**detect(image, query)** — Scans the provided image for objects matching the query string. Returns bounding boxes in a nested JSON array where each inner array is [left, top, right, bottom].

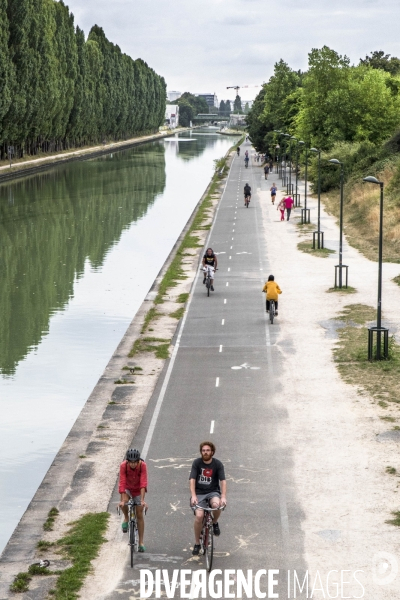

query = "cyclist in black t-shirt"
[[202, 248, 218, 291], [189, 441, 226, 555]]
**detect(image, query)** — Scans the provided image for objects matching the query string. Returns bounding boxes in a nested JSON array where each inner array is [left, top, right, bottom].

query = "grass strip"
[[176, 293, 189, 303], [10, 572, 32, 593], [327, 286, 357, 294], [393, 275, 400, 286], [141, 307, 161, 334], [53, 512, 109, 599], [333, 304, 400, 405], [297, 241, 335, 258], [128, 337, 170, 360]]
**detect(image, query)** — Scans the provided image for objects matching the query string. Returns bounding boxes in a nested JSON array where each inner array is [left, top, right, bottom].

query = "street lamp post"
[[274, 130, 282, 177], [299, 141, 310, 224], [310, 147, 324, 249], [282, 134, 289, 187], [291, 136, 301, 207], [285, 135, 293, 195], [363, 176, 389, 360], [329, 159, 348, 288]]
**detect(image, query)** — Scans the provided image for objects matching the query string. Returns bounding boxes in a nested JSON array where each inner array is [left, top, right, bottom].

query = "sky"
[[66, 0, 400, 103]]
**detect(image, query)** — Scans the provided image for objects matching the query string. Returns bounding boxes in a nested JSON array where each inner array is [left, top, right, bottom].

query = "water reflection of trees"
[[0, 144, 166, 375]]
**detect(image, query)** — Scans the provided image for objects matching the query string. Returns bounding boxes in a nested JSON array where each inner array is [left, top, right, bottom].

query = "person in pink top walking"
[[277, 198, 286, 221], [284, 196, 294, 221]]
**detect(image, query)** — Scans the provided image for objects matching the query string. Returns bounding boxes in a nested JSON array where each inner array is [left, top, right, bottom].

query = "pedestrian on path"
[[270, 183, 277, 205], [262, 274, 282, 316], [284, 195, 294, 221], [264, 164, 269, 180], [118, 448, 148, 551], [277, 197, 286, 221]]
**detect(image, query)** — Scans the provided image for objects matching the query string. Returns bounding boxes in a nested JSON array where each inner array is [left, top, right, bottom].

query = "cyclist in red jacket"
[[118, 448, 148, 551]]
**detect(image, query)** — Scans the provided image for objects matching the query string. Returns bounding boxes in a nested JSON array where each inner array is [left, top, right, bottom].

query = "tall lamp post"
[[363, 176, 389, 360], [285, 134, 293, 195], [274, 130, 282, 177], [310, 147, 324, 249], [329, 159, 348, 288], [282, 133, 290, 188], [299, 141, 310, 224], [291, 136, 301, 207]]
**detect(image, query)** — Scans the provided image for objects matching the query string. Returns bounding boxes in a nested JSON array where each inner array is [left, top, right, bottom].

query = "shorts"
[[193, 491, 221, 509], [203, 265, 215, 276], [126, 494, 142, 505]]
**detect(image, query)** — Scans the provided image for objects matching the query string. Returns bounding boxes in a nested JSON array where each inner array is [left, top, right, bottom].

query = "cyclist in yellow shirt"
[[262, 275, 282, 315]]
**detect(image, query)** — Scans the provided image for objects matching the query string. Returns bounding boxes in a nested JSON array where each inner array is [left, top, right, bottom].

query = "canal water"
[[0, 129, 239, 553]]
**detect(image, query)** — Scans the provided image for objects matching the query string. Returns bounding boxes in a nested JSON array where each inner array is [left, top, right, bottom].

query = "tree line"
[[246, 47, 400, 189], [0, 0, 166, 159]]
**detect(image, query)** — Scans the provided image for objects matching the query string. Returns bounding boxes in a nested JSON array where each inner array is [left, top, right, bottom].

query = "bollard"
[[301, 208, 310, 224], [368, 326, 389, 360], [334, 264, 349, 288], [312, 230, 324, 249]]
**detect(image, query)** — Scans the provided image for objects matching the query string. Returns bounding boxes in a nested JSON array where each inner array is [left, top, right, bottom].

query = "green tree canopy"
[[219, 100, 226, 114], [360, 50, 400, 76]]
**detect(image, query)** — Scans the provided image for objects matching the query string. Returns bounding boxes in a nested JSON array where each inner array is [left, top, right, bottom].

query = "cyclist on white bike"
[[202, 248, 218, 291]]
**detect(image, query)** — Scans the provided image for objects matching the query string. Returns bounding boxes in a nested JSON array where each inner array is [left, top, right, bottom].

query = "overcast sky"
[[66, 0, 400, 103]]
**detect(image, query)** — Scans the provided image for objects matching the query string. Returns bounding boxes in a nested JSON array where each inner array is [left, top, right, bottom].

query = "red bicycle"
[[191, 504, 225, 571]]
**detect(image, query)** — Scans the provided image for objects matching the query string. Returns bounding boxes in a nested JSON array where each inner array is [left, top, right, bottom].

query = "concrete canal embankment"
[[0, 127, 194, 183], [0, 141, 237, 596]]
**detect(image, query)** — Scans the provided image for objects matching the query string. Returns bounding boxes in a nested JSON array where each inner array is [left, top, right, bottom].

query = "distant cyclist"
[[244, 183, 251, 206], [237, 146, 240, 156], [244, 156, 249, 168], [245, 150, 249, 158], [190, 441, 227, 555], [202, 247, 218, 291], [118, 448, 148, 552]]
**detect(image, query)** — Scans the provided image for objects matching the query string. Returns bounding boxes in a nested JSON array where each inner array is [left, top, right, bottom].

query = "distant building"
[[167, 91, 181, 102], [165, 105, 179, 128], [229, 114, 246, 127], [196, 93, 219, 111]]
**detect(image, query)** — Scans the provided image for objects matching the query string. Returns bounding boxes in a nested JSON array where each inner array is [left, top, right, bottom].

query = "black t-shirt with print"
[[189, 457, 226, 494], [203, 253, 216, 267]]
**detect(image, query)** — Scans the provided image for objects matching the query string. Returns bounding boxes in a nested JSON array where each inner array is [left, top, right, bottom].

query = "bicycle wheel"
[[129, 519, 136, 567], [206, 278, 210, 297], [205, 524, 214, 572], [269, 301, 275, 324]]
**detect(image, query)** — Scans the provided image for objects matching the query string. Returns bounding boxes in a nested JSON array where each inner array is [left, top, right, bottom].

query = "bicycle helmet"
[[126, 448, 141, 461], [268, 274, 274, 281]]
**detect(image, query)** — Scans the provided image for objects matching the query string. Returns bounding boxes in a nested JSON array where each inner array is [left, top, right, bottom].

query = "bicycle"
[[118, 489, 147, 567], [244, 159, 249, 168], [268, 299, 276, 324], [204, 266, 216, 296], [192, 503, 225, 572], [244, 194, 251, 208]]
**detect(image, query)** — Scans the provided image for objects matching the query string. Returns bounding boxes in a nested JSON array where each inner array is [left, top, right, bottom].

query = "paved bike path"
[[104, 142, 307, 599]]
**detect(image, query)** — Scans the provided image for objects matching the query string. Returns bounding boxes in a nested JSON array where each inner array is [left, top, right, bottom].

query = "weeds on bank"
[[169, 307, 185, 320], [141, 307, 161, 334], [177, 293, 189, 303], [129, 337, 170, 360], [386, 512, 400, 527], [43, 507, 59, 532], [297, 241, 335, 258], [53, 512, 109, 599], [393, 275, 400, 286], [333, 304, 400, 405]]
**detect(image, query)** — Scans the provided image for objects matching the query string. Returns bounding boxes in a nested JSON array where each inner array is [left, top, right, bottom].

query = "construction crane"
[[226, 84, 260, 96]]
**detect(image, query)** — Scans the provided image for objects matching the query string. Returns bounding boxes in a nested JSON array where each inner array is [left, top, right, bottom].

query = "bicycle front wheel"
[[205, 524, 214, 572], [129, 520, 136, 567], [206, 279, 210, 297]]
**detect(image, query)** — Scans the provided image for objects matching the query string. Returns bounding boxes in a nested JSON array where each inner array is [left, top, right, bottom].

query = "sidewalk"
[[259, 163, 400, 597]]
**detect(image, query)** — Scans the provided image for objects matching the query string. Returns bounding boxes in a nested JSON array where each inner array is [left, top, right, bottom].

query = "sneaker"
[[275, 311, 278, 316], [192, 544, 201, 555], [213, 523, 221, 536], [122, 522, 128, 533], [211, 285, 214, 291]]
